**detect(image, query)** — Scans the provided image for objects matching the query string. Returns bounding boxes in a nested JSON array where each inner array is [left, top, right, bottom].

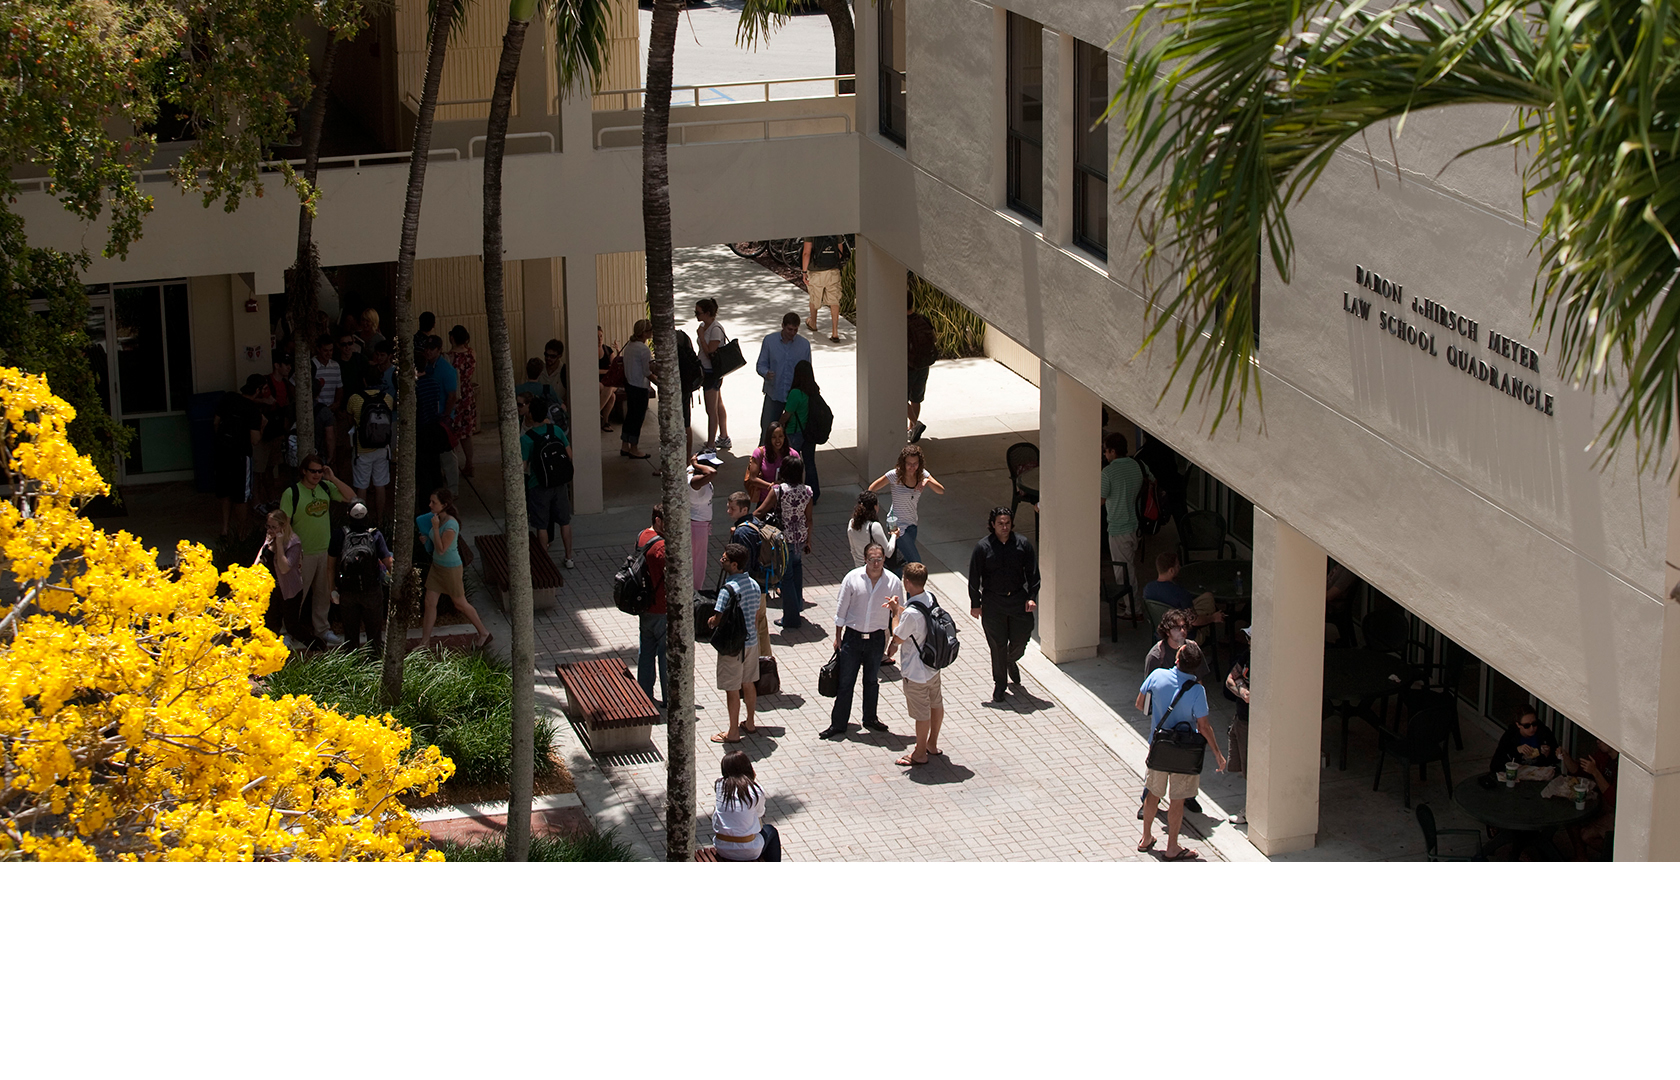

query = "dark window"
[[1006, 12, 1043, 221], [878, 0, 907, 146], [1072, 39, 1108, 259], [113, 283, 193, 417]]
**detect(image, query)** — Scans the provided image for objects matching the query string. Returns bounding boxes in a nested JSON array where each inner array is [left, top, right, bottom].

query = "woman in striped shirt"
[[868, 443, 944, 565]]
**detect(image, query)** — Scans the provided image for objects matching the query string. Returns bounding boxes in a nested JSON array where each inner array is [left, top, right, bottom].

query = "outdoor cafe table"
[[1177, 560, 1254, 602], [1452, 775, 1598, 860], [1322, 648, 1412, 770]]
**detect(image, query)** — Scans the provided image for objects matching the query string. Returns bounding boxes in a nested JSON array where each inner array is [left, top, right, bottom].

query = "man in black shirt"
[[906, 290, 937, 442], [968, 506, 1041, 703]]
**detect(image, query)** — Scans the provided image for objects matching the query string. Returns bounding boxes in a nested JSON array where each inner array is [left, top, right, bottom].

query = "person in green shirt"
[[279, 452, 355, 644], [1100, 432, 1148, 612], [779, 359, 822, 503], [518, 393, 574, 568]]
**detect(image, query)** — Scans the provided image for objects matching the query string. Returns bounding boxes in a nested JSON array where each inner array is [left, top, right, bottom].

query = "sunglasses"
[[304, 467, 324, 476]]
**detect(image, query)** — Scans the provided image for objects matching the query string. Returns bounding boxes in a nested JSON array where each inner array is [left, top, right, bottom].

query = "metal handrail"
[[594, 112, 854, 150], [468, 130, 558, 158], [585, 74, 858, 112], [8, 148, 464, 194]]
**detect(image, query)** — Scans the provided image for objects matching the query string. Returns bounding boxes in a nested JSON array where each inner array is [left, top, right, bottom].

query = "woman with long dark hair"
[[779, 359, 822, 502], [745, 421, 800, 503], [846, 490, 897, 567], [712, 750, 782, 861], [417, 486, 491, 649], [694, 297, 731, 451]]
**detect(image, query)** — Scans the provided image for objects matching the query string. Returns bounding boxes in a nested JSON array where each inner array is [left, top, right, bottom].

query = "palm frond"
[[736, 0, 797, 50], [548, 0, 615, 98]]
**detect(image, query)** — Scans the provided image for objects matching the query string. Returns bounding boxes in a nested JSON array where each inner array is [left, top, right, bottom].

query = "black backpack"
[[808, 235, 845, 271], [612, 534, 660, 615], [710, 581, 749, 656], [358, 394, 393, 449], [677, 329, 704, 396], [907, 591, 960, 670], [805, 392, 835, 445], [529, 424, 573, 488], [337, 527, 383, 592], [546, 399, 571, 434]]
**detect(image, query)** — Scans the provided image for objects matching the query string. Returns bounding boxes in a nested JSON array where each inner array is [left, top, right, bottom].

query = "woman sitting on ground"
[[712, 750, 782, 862], [744, 421, 800, 504], [846, 490, 898, 568]]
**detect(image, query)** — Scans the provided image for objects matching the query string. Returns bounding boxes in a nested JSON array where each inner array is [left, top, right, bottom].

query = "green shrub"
[[432, 830, 639, 862], [266, 648, 559, 787], [838, 262, 987, 360]]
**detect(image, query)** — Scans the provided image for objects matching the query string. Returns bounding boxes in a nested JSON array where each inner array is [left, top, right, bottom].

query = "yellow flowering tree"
[[0, 367, 454, 860]]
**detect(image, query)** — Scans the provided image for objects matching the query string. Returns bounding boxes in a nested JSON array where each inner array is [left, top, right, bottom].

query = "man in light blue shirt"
[[710, 541, 763, 743], [756, 311, 811, 444], [1135, 640, 1225, 860]]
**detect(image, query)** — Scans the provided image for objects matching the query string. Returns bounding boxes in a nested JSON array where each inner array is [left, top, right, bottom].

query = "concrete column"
[[855, 236, 907, 487], [1037, 361, 1100, 662], [1614, 486, 1680, 859], [1042, 30, 1073, 248], [560, 75, 595, 155], [521, 258, 560, 362], [562, 254, 604, 514], [1246, 508, 1328, 856]]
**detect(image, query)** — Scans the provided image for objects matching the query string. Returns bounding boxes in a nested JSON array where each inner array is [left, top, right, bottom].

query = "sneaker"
[[563, 559, 575, 570], [862, 718, 889, 733], [1228, 812, 1247, 825], [909, 420, 927, 444], [320, 630, 346, 646], [716, 435, 732, 451]]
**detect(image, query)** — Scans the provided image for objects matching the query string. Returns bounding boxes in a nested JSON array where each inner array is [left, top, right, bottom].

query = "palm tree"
[[381, 0, 460, 706], [481, 0, 610, 861], [1109, 0, 1679, 468], [737, 0, 854, 92], [641, 0, 699, 861], [286, 32, 345, 461]]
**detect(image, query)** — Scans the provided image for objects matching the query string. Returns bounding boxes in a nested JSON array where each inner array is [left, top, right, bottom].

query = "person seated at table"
[[1559, 737, 1618, 860], [1142, 552, 1224, 640], [1487, 705, 1560, 775]]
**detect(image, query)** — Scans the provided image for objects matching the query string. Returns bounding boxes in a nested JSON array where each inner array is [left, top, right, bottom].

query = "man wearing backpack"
[[633, 507, 669, 707], [347, 363, 395, 525], [885, 562, 948, 766], [281, 453, 357, 646], [1100, 431, 1148, 614], [726, 491, 774, 659], [328, 500, 393, 650], [708, 542, 762, 743], [520, 392, 575, 569], [1136, 641, 1225, 860], [801, 235, 849, 343]]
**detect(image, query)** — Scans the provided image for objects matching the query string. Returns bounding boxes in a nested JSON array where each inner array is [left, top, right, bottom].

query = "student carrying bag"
[[1144, 677, 1206, 775]]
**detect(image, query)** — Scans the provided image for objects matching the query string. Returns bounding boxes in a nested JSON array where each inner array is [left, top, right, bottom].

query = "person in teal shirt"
[[518, 392, 574, 568], [416, 487, 490, 649]]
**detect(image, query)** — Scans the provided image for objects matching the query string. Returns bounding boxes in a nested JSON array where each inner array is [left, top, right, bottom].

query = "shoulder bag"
[[1144, 677, 1207, 775], [817, 646, 841, 698], [712, 337, 747, 379]]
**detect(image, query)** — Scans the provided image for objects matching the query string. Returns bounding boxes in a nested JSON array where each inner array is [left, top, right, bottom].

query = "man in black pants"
[[968, 507, 1040, 703]]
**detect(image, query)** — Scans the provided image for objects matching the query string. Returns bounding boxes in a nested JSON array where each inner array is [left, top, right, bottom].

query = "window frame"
[[1005, 11, 1044, 223]]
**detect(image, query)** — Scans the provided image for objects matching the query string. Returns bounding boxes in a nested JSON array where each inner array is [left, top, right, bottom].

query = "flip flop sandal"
[[829, 334, 841, 343], [711, 733, 742, 743], [1136, 838, 1157, 853], [1162, 848, 1201, 861], [895, 755, 928, 766]]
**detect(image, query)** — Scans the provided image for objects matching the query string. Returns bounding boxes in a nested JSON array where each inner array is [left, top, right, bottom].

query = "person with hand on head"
[[756, 456, 813, 629], [885, 562, 946, 766], [711, 750, 781, 861], [755, 312, 810, 445], [281, 452, 356, 646], [820, 542, 905, 740], [968, 507, 1040, 703], [709, 542, 762, 744], [328, 500, 392, 650], [255, 508, 306, 650], [416, 487, 491, 650], [1136, 641, 1226, 861], [868, 444, 944, 565], [687, 452, 720, 590]]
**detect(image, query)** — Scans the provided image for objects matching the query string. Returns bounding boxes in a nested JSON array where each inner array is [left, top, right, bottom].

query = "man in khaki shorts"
[[1135, 640, 1225, 860], [709, 543, 763, 744], [886, 562, 945, 766], [801, 234, 849, 343]]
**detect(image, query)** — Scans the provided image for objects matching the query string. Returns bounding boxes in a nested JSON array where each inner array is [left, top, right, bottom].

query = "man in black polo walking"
[[968, 506, 1040, 703]]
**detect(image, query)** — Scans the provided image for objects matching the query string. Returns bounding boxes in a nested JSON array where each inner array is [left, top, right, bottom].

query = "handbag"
[[602, 355, 627, 388], [817, 646, 841, 698], [712, 337, 747, 379], [755, 655, 780, 697], [1144, 677, 1206, 775]]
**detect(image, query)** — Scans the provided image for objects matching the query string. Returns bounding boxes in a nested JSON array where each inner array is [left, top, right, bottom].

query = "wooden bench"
[[555, 658, 664, 754], [694, 846, 720, 862], [475, 533, 563, 611]]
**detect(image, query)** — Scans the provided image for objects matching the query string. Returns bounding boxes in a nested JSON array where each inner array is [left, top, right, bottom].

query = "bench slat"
[[556, 658, 663, 729]]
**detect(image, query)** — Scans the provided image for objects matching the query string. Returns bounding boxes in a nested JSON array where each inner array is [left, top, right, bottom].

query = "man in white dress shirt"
[[820, 542, 905, 739]]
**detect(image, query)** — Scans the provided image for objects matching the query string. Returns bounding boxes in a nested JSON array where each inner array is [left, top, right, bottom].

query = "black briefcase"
[[817, 647, 840, 698]]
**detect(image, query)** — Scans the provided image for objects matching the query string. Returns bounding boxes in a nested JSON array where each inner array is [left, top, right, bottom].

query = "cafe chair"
[[1415, 803, 1485, 861], [1006, 441, 1039, 539], [1362, 607, 1411, 657], [1103, 566, 1143, 642], [1419, 642, 1470, 748], [1178, 510, 1235, 563], [1373, 705, 1455, 809], [1144, 599, 1173, 638], [1402, 686, 1465, 754]]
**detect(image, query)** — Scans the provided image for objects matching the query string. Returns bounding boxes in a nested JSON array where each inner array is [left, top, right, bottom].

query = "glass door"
[[112, 282, 195, 479]]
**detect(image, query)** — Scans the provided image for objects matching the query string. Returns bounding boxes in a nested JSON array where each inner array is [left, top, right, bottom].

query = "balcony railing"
[[585, 74, 856, 112]]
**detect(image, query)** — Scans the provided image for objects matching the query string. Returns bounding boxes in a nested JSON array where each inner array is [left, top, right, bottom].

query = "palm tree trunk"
[[818, 0, 854, 95], [643, 0, 695, 862], [484, 7, 537, 862], [287, 35, 341, 458], [381, 1, 453, 706]]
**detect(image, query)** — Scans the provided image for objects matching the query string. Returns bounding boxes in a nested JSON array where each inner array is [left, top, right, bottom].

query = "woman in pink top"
[[744, 422, 801, 503]]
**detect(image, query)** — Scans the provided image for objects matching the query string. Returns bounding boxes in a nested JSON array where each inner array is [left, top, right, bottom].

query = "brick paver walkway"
[[534, 517, 1221, 862]]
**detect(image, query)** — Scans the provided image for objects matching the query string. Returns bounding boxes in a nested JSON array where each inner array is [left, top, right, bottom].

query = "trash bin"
[[189, 391, 225, 493]]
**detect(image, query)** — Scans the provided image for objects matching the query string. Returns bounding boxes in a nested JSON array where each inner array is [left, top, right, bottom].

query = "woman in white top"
[[712, 751, 781, 861], [687, 452, 718, 590], [619, 318, 656, 460], [694, 297, 732, 451], [868, 443, 945, 565], [846, 490, 898, 567]]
